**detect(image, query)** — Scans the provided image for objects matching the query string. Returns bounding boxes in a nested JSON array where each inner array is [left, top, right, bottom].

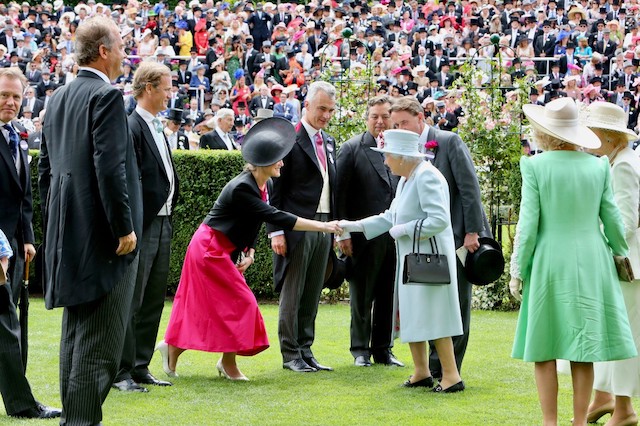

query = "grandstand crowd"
[[2, 0, 640, 150]]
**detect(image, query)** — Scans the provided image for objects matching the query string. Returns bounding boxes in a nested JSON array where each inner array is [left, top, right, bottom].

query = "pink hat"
[[567, 63, 582, 71], [582, 84, 597, 95], [271, 84, 285, 95], [293, 30, 305, 42], [399, 53, 411, 62]]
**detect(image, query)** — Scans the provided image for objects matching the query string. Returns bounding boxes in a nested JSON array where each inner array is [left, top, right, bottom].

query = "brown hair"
[[132, 61, 171, 99], [74, 15, 118, 66], [389, 96, 423, 116], [366, 95, 392, 113]]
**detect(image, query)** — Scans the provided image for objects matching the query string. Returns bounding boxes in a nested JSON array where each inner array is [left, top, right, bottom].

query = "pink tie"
[[314, 132, 326, 170]]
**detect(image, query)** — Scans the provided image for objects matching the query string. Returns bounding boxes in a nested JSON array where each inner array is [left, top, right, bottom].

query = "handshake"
[[338, 220, 408, 240]]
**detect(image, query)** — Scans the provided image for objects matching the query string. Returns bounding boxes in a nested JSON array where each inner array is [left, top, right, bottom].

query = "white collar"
[[79, 66, 111, 83]]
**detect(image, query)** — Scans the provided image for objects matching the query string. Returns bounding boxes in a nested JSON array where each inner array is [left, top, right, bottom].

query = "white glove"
[[509, 277, 522, 302], [389, 224, 407, 240], [338, 220, 364, 233]]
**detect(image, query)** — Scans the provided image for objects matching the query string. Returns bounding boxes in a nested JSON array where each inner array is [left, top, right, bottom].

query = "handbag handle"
[[412, 218, 440, 255]]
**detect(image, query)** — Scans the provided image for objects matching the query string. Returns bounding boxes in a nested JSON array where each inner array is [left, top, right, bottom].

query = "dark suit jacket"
[[129, 110, 180, 231], [267, 123, 337, 291], [176, 70, 192, 87], [168, 93, 186, 110], [335, 132, 398, 247], [0, 121, 34, 249], [199, 129, 235, 150], [203, 170, 297, 261], [21, 98, 44, 118], [247, 11, 271, 41], [249, 95, 275, 116], [423, 126, 489, 248], [175, 130, 190, 150], [28, 130, 42, 149], [39, 70, 143, 309], [434, 111, 459, 131], [26, 69, 42, 85]]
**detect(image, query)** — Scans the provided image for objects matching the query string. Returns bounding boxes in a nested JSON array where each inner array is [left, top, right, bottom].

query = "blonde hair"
[[533, 128, 576, 151], [132, 61, 171, 99]]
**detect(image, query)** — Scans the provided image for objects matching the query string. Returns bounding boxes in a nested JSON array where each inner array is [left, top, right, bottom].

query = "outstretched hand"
[[338, 220, 364, 233], [509, 277, 522, 302], [324, 221, 344, 236]]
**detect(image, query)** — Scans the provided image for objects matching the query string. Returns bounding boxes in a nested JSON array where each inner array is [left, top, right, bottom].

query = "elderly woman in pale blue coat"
[[340, 129, 464, 393]]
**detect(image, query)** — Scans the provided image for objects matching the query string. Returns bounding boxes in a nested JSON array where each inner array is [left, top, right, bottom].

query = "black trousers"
[[116, 216, 172, 382], [348, 234, 395, 359]]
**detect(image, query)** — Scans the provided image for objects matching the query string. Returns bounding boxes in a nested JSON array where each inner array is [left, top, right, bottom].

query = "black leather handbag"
[[403, 219, 451, 285]]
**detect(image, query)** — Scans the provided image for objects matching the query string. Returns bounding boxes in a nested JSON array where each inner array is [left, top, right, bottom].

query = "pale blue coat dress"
[[358, 161, 463, 343]]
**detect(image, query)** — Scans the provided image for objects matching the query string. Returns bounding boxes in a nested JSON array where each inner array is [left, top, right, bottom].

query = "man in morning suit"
[[390, 96, 490, 380], [199, 108, 237, 150], [0, 67, 61, 420], [39, 16, 142, 425], [335, 96, 404, 368], [113, 61, 178, 393], [268, 81, 337, 373]]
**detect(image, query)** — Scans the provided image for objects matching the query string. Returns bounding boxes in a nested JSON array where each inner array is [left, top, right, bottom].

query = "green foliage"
[[454, 57, 528, 310], [320, 61, 374, 146]]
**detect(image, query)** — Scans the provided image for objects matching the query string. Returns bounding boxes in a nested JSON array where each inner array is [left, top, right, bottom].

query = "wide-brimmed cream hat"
[[523, 98, 601, 149], [583, 102, 638, 141], [371, 129, 426, 158]]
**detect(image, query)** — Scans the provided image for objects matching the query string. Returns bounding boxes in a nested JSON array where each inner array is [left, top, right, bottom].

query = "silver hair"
[[215, 108, 235, 121], [306, 80, 336, 104], [386, 153, 423, 165]]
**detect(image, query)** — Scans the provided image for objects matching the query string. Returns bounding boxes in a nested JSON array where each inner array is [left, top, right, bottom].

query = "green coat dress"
[[511, 151, 637, 362]]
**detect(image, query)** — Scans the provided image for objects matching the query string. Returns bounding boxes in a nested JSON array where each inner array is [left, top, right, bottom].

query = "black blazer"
[[248, 95, 275, 116], [0, 121, 34, 248], [267, 123, 337, 291], [203, 170, 297, 260], [129, 111, 180, 232], [199, 130, 235, 150], [335, 131, 398, 250], [39, 70, 143, 309]]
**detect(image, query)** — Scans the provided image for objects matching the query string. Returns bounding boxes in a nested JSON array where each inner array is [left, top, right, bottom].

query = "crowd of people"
[[1, 1, 640, 425], [3, 0, 640, 149]]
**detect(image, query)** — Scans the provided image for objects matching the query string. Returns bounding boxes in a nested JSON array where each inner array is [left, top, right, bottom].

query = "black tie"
[[4, 124, 18, 161]]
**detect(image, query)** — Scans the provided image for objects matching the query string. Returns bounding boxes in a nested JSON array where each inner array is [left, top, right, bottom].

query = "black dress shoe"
[[433, 381, 465, 393], [133, 372, 173, 386], [112, 378, 149, 392], [402, 376, 435, 388], [373, 351, 405, 367], [283, 358, 317, 372], [11, 403, 62, 419], [303, 357, 333, 371], [354, 355, 372, 367]]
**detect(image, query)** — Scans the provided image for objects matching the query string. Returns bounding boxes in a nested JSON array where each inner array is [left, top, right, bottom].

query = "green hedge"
[[29, 149, 278, 299]]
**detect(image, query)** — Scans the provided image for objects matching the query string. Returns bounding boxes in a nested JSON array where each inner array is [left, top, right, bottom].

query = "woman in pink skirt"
[[156, 118, 341, 381]]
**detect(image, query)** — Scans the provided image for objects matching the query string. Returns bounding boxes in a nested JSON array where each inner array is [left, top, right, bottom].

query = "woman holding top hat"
[[156, 118, 342, 381], [583, 102, 640, 426], [509, 98, 637, 425], [339, 129, 464, 393]]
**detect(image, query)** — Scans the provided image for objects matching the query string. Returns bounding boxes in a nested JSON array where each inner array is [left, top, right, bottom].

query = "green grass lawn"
[[3, 300, 634, 425]]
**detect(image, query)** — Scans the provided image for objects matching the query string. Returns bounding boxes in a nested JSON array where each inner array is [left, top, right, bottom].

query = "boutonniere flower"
[[424, 140, 438, 151], [424, 139, 438, 161], [19, 131, 28, 140]]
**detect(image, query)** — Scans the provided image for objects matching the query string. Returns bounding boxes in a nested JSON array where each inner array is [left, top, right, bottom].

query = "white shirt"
[[215, 127, 234, 150], [136, 106, 175, 216]]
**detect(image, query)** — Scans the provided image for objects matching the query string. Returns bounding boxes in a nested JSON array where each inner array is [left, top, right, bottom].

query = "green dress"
[[511, 151, 637, 362]]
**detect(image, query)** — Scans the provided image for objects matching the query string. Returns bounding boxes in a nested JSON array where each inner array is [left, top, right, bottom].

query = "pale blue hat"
[[371, 129, 426, 158]]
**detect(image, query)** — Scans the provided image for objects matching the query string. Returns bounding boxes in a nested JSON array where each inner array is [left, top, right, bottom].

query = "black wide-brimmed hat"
[[465, 237, 505, 286], [241, 117, 295, 166]]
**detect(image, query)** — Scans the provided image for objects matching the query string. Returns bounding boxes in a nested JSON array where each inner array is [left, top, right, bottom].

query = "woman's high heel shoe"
[[216, 359, 249, 381], [587, 401, 615, 423], [155, 340, 178, 378]]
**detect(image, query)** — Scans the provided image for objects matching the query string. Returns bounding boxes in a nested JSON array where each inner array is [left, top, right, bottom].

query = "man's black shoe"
[[283, 358, 317, 372], [303, 357, 333, 371], [11, 403, 62, 419], [112, 378, 149, 392], [354, 355, 372, 367], [133, 372, 172, 386]]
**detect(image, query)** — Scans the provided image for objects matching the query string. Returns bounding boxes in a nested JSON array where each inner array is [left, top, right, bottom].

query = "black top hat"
[[593, 63, 603, 71], [512, 57, 521, 65], [167, 108, 184, 123], [579, 19, 588, 25], [529, 87, 539, 95], [623, 91, 634, 100], [590, 76, 602, 84], [465, 237, 505, 286], [566, 41, 575, 49], [599, 6, 607, 13], [407, 81, 418, 90], [323, 250, 349, 290], [241, 117, 296, 166]]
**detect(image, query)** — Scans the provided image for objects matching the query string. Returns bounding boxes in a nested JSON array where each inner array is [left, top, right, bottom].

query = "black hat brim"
[[241, 117, 296, 166], [464, 237, 505, 285]]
